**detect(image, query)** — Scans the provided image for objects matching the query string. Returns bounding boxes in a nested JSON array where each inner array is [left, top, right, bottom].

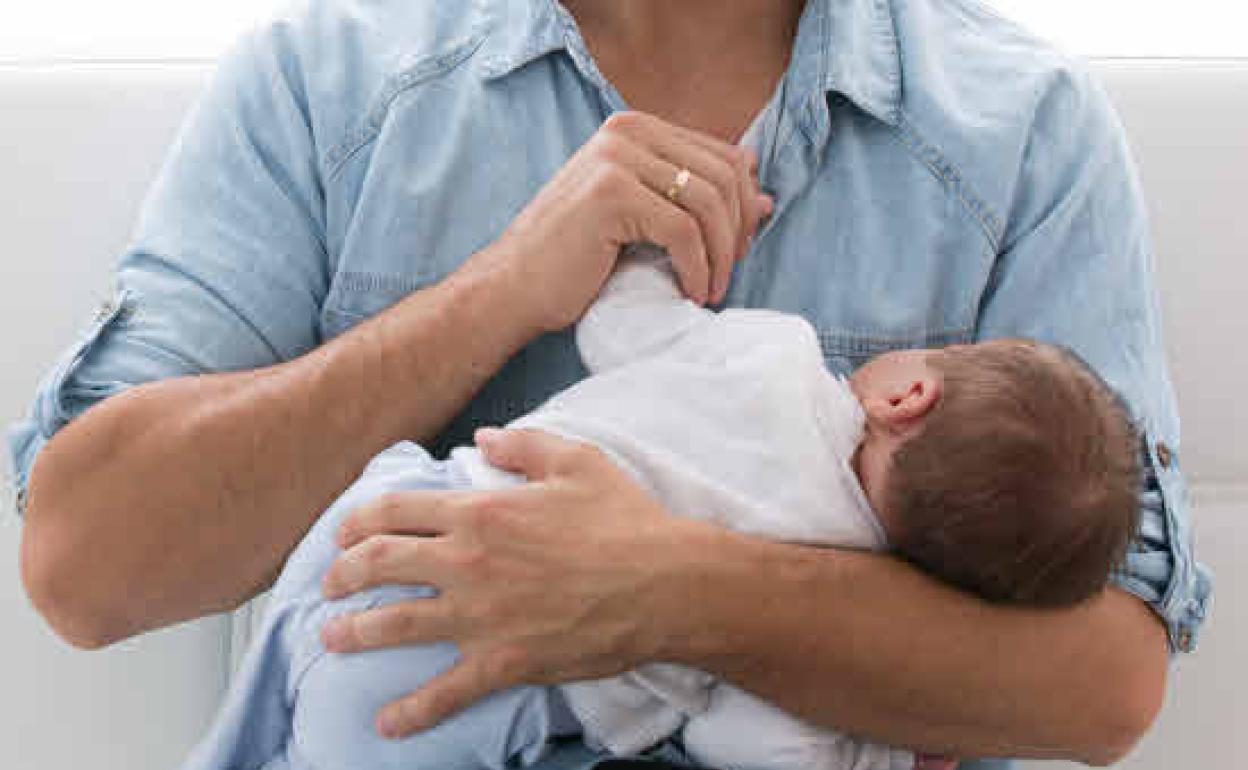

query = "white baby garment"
[[453, 244, 911, 770]]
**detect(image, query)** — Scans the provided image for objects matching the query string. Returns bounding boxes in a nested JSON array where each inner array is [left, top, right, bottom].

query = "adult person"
[[12, 1, 1210, 768]]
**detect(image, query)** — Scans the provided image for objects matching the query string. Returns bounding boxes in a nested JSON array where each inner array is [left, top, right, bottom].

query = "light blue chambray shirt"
[[7, 0, 1212, 767]]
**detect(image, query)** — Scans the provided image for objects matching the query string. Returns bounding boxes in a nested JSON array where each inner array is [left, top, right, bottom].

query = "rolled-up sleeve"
[[6, 21, 329, 514], [974, 64, 1212, 653]]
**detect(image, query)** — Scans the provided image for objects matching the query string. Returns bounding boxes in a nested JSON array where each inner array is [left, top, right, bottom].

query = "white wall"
[[0, 64, 231, 770]]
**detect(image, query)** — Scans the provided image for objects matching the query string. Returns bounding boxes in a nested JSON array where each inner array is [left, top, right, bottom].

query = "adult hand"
[[318, 427, 713, 738], [480, 110, 773, 333]]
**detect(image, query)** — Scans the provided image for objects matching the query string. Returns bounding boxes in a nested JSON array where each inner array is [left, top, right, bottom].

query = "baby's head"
[[850, 339, 1140, 607]]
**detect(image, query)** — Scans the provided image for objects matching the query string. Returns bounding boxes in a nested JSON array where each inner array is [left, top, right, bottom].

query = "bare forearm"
[[21, 248, 536, 648], [657, 525, 1168, 764]]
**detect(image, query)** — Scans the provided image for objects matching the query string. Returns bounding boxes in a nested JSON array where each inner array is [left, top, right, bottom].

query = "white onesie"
[[453, 244, 912, 770]]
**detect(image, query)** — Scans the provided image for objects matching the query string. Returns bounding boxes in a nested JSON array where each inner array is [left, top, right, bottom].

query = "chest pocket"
[[816, 327, 974, 377]]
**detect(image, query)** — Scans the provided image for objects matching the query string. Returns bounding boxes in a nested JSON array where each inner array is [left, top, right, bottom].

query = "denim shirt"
[[7, 0, 1212, 766]]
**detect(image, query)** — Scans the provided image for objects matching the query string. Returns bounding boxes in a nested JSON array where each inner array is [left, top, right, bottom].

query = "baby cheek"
[[856, 439, 898, 532]]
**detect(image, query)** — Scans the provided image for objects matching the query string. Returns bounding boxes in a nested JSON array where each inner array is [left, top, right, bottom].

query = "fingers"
[[475, 427, 607, 481], [599, 111, 772, 304], [321, 596, 455, 653], [594, 128, 718, 303], [375, 650, 527, 737], [632, 181, 713, 303], [335, 490, 463, 549], [634, 154, 737, 301], [322, 533, 449, 600], [674, 128, 768, 259]]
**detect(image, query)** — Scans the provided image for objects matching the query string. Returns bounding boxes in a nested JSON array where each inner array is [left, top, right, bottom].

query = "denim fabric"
[[7, 0, 1211, 765]]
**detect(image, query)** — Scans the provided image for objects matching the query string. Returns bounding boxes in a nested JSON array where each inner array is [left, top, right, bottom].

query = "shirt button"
[[94, 299, 116, 323], [1177, 627, 1194, 652], [1156, 442, 1173, 468]]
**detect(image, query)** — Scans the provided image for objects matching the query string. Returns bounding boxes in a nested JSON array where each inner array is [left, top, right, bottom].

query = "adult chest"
[[317, 75, 996, 450]]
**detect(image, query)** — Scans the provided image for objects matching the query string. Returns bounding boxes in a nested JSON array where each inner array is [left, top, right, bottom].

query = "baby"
[[181, 245, 1141, 770]]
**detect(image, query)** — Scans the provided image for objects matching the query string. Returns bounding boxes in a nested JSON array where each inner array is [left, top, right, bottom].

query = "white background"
[[1, 1, 1247, 61]]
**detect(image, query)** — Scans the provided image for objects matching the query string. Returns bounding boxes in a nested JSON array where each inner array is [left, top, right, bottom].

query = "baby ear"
[[894, 375, 940, 422], [867, 376, 941, 436]]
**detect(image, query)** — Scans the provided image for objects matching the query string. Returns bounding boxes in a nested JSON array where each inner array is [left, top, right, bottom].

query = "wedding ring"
[[666, 168, 692, 205]]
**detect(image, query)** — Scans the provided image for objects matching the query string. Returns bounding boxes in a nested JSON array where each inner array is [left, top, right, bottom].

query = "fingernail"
[[322, 617, 351, 652], [474, 427, 502, 447], [377, 710, 401, 739], [758, 194, 774, 214]]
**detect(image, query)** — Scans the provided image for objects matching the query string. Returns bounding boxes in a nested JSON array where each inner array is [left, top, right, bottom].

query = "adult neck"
[[561, 0, 807, 141], [562, 1, 805, 62]]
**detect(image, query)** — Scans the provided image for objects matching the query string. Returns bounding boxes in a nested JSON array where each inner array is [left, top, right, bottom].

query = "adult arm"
[[13, 20, 766, 653], [322, 430, 1165, 764], [15, 29, 544, 649], [651, 60, 1215, 759], [321, 66, 1209, 764]]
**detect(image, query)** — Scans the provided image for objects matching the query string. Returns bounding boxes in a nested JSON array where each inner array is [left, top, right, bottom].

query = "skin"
[[845, 347, 943, 532], [21, 105, 769, 648], [22, 0, 1167, 764]]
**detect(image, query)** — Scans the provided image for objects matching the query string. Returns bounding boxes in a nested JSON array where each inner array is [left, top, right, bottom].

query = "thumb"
[[474, 427, 571, 480]]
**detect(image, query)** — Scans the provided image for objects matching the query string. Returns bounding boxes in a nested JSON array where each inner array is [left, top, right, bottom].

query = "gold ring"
[[666, 168, 692, 204]]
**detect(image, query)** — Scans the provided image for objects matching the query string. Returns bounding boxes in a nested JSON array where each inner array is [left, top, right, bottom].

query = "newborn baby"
[[181, 246, 1141, 770]]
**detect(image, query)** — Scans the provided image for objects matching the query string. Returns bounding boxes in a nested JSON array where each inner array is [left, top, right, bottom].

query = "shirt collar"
[[478, 0, 902, 127], [818, 0, 902, 125], [477, 0, 570, 81]]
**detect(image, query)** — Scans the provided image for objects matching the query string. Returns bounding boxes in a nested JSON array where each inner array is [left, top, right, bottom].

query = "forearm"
[[654, 524, 1168, 764], [21, 246, 537, 648]]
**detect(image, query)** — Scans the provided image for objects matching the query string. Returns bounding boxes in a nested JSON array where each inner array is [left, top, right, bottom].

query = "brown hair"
[[885, 340, 1141, 607]]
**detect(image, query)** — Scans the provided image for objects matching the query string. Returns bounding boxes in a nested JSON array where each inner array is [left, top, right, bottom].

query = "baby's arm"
[[575, 243, 714, 373]]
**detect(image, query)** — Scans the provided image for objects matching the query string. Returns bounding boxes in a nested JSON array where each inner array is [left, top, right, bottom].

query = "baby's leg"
[[282, 442, 580, 770], [184, 442, 579, 770], [681, 682, 912, 770], [289, 604, 578, 770]]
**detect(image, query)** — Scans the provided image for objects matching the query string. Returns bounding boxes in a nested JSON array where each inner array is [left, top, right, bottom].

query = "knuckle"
[[369, 606, 406, 642], [359, 535, 395, 568], [421, 687, 451, 721], [708, 165, 736, 198], [556, 442, 592, 471], [586, 164, 627, 202], [394, 607, 422, 639], [372, 492, 406, 525], [593, 133, 628, 164], [703, 185, 733, 230], [446, 544, 488, 575], [458, 495, 501, 530], [673, 215, 703, 251], [563, 442, 608, 474], [490, 644, 531, 682], [602, 110, 643, 135]]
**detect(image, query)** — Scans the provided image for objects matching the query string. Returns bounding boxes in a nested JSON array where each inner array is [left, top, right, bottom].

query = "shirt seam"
[[891, 110, 1004, 251], [321, 27, 491, 182]]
